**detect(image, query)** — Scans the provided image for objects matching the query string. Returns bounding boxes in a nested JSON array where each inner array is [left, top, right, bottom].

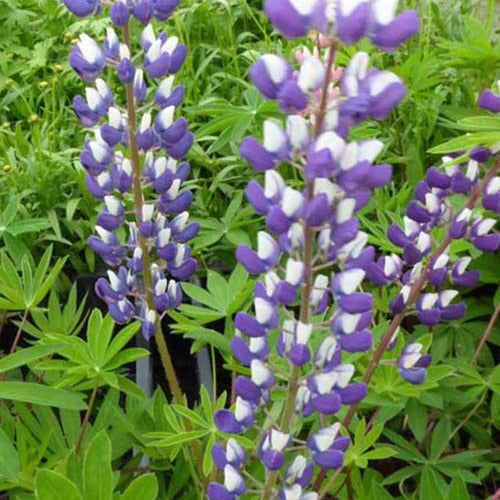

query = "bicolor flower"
[[479, 86, 500, 113], [482, 176, 500, 213], [212, 438, 247, 471], [250, 54, 293, 99], [307, 423, 349, 469], [63, 0, 100, 17], [469, 217, 499, 252], [240, 120, 290, 171], [451, 257, 479, 288], [69, 34, 105, 82], [215, 397, 255, 434], [236, 232, 280, 275], [207, 465, 246, 500], [397, 343, 431, 385], [259, 430, 291, 470], [263, 0, 319, 39], [369, 0, 420, 52], [111, 0, 129, 26]]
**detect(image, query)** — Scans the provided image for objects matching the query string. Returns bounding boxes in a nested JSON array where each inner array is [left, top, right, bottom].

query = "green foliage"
[[0, 0, 499, 499], [0, 382, 87, 410], [0, 246, 65, 312], [35, 310, 148, 397], [169, 264, 252, 354]]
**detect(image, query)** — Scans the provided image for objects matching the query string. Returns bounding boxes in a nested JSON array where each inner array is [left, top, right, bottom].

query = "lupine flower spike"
[[209, 1, 421, 498], [62, 0, 198, 397]]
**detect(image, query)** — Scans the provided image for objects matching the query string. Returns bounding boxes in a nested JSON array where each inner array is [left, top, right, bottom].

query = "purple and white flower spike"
[[211, 2, 421, 497], [62, 1, 198, 340], [385, 152, 500, 371]]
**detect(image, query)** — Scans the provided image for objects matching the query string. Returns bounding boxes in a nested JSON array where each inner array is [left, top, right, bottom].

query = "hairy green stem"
[[471, 302, 500, 365], [10, 310, 28, 354], [76, 382, 99, 454], [122, 25, 184, 403]]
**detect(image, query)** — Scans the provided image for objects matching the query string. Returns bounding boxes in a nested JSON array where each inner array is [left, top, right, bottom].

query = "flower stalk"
[[261, 38, 339, 500], [122, 23, 183, 403]]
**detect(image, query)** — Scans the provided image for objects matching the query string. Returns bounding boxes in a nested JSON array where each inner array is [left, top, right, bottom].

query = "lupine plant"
[[206, 1, 500, 498], [1, 0, 500, 499], [62, 0, 199, 406], [60, 0, 211, 484]]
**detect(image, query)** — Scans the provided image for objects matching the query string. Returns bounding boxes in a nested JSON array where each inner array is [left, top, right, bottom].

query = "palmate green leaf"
[[0, 298, 23, 310], [116, 375, 146, 400], [177, 304, 226, 323], [358, 424, 383, 453], [3, 232, 30, 264], [0, 253, 25, 308], [104, 348, 149, 371], [447, 477, 471, 500], [30, 254, 66, 309], [0, 382, 87, 410], [362, 447, 397, 461], [489, 365, 500, 396], [420, 467, 446, 500], [0, 344, 62, 374], [225, 229, 252, 247], [171, 404, 210, 429], [0, 197, 20, 226], [83, 431, 113, 500], [21, 257, 33, 299], [165, 459, 192, 500], [104, 321, 140, 363], [430, 417, 452, 460], [228, 265, 249, 299], [222, 190, 244, 226], [86, 309, 103, 362], [35, 469, 82, 500], [25, 285, 87, 340], [121, 473, 158, 500], [206, 270, 229, 310], [191, 219, 225, 250], [428, 131, 500, 154], [383, 429, 426, 463], [203, 433, 216, 477], [382, 464, 422, 485], [200, 385, 214, 422], [146, 430, 208, 447], [406, 398, 428, 442], [8, 218, 51, 235], [87, 311, 114, 367], [175, 325, 231, 354], [0, 428, 20, 481], [181, 282, 223, 311], [458, 115, 500, 130]]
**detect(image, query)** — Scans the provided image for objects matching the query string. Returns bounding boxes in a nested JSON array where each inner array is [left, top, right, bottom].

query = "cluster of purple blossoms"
[[63, 0, 198, 339], [63, 0, 180, 22], [209, 1, 423, 498], [264, 0, 419, 52], [386, 78, 500, 381]]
